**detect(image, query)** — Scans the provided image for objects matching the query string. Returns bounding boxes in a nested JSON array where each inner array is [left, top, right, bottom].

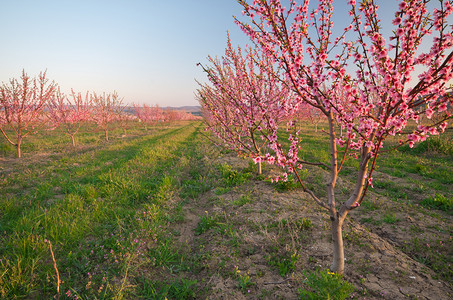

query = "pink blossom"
[[367, 177, 374, 188], [392, 17, 402, 26], [438, 103, 447, 112], [253, 156, 262, 164], [267, 156, 275, 164], [428, 127, 439, 135], [426, 107, 434, 119]]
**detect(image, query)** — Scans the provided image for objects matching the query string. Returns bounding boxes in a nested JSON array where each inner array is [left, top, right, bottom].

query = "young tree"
[[168, 109, 198, 121], [116, 110, 135, 136], [203, 0, 453, 275], [91, 92, 124, 141], [197, 35, 294, 174], [292, 101, 324, 132], [133, 103, 164, 129], [0, 70, 57, 158], [163, 108, 200, 123], [47, 89, 92, 146], [162, 108, 179, 124]]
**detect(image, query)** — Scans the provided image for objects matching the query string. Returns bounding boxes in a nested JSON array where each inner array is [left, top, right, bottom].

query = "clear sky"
[[0, 0, 248, 107]]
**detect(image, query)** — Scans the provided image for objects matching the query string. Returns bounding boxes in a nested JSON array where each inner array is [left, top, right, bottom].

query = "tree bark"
[[330, 215, 345, 274], [16, 136, 22, 158], [330, 144, 372, 274], [326, 111, 343, 273]]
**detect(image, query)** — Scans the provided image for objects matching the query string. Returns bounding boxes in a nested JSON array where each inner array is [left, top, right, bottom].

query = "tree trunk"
[[326, 111, 343, 273], [257, 161, 262, 175], [330, 144, 372, 274], [71, 134, 76, 147], [104, 129, 109, 141], [330, 215, 345, 274], [16, 136, 22, 158]]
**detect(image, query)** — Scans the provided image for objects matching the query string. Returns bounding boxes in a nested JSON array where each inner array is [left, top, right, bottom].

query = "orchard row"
[[0, 70, 200, 158]]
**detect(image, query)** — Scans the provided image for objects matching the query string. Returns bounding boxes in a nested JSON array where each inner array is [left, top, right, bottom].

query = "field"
[[0, 121, 452, 299]]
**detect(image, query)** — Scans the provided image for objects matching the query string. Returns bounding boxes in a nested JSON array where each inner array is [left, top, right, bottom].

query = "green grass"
[[231, 194, 254, 206], [270, 174, 301, 192], [382, 213, 400, 224], [134, 278, 198, 299], [296, 217, 313, 230], [298, 269, 354, 300], [401, 237, 453, 281], [218, 162, 252, 187], [235, 266, 256, 294], [0, 121, 210, 299], [195, 212, 218, 235], [420, 194, 453, 213], [268, 251, 300, 277], [399, 135, 453, 156]]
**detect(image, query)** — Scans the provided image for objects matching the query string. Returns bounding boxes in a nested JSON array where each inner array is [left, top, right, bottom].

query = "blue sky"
[[0, 0, 248, 107]]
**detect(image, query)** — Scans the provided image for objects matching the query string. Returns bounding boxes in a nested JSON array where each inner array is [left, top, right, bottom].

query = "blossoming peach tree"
[[0, 70, 57, 158], [199, 0, 452, 274], [47, 89, 92, 146], [197, 35, 295, 174], [133, 103, 165, 130], [91, 92, 124, 141]]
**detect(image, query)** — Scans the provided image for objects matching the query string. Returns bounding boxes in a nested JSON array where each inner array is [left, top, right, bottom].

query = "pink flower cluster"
[[197, 34, 299, 170]]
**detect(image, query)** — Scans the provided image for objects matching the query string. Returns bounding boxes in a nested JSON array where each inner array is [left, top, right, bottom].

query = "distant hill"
[[166, 106, 201, 113], [125, 105, 202, 117], [166, 106, 202, 116]]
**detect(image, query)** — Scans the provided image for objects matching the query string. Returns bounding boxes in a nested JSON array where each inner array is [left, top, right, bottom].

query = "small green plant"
[[181, 176, 211, 199], [195, 211, 217, 235], [400, 136, 453, 156], [382, 213, 399, 224], [401, 237, 453, 281], [214, 187, 231, 195], [415, 164, 427, 174], [271, 174, 300, 192], [298, 269, 354, 300], [0, 143, 14, 155], [148, 239, 180, 269], [268, 251, 299, 277], [216, 222, 236, 238], [360, 200, 379, 211], [154, 175, 175, 204], [138, 278, 197, 299], [218, 163, 251, 186], [235, 266, 255, 293], [296, 217, 313, 230], [420, 194, 453, 212], [231, 194, 253, 206]]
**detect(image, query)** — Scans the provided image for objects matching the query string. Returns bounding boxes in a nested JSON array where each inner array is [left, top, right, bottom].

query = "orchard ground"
[[0, 121, 452, 299]]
